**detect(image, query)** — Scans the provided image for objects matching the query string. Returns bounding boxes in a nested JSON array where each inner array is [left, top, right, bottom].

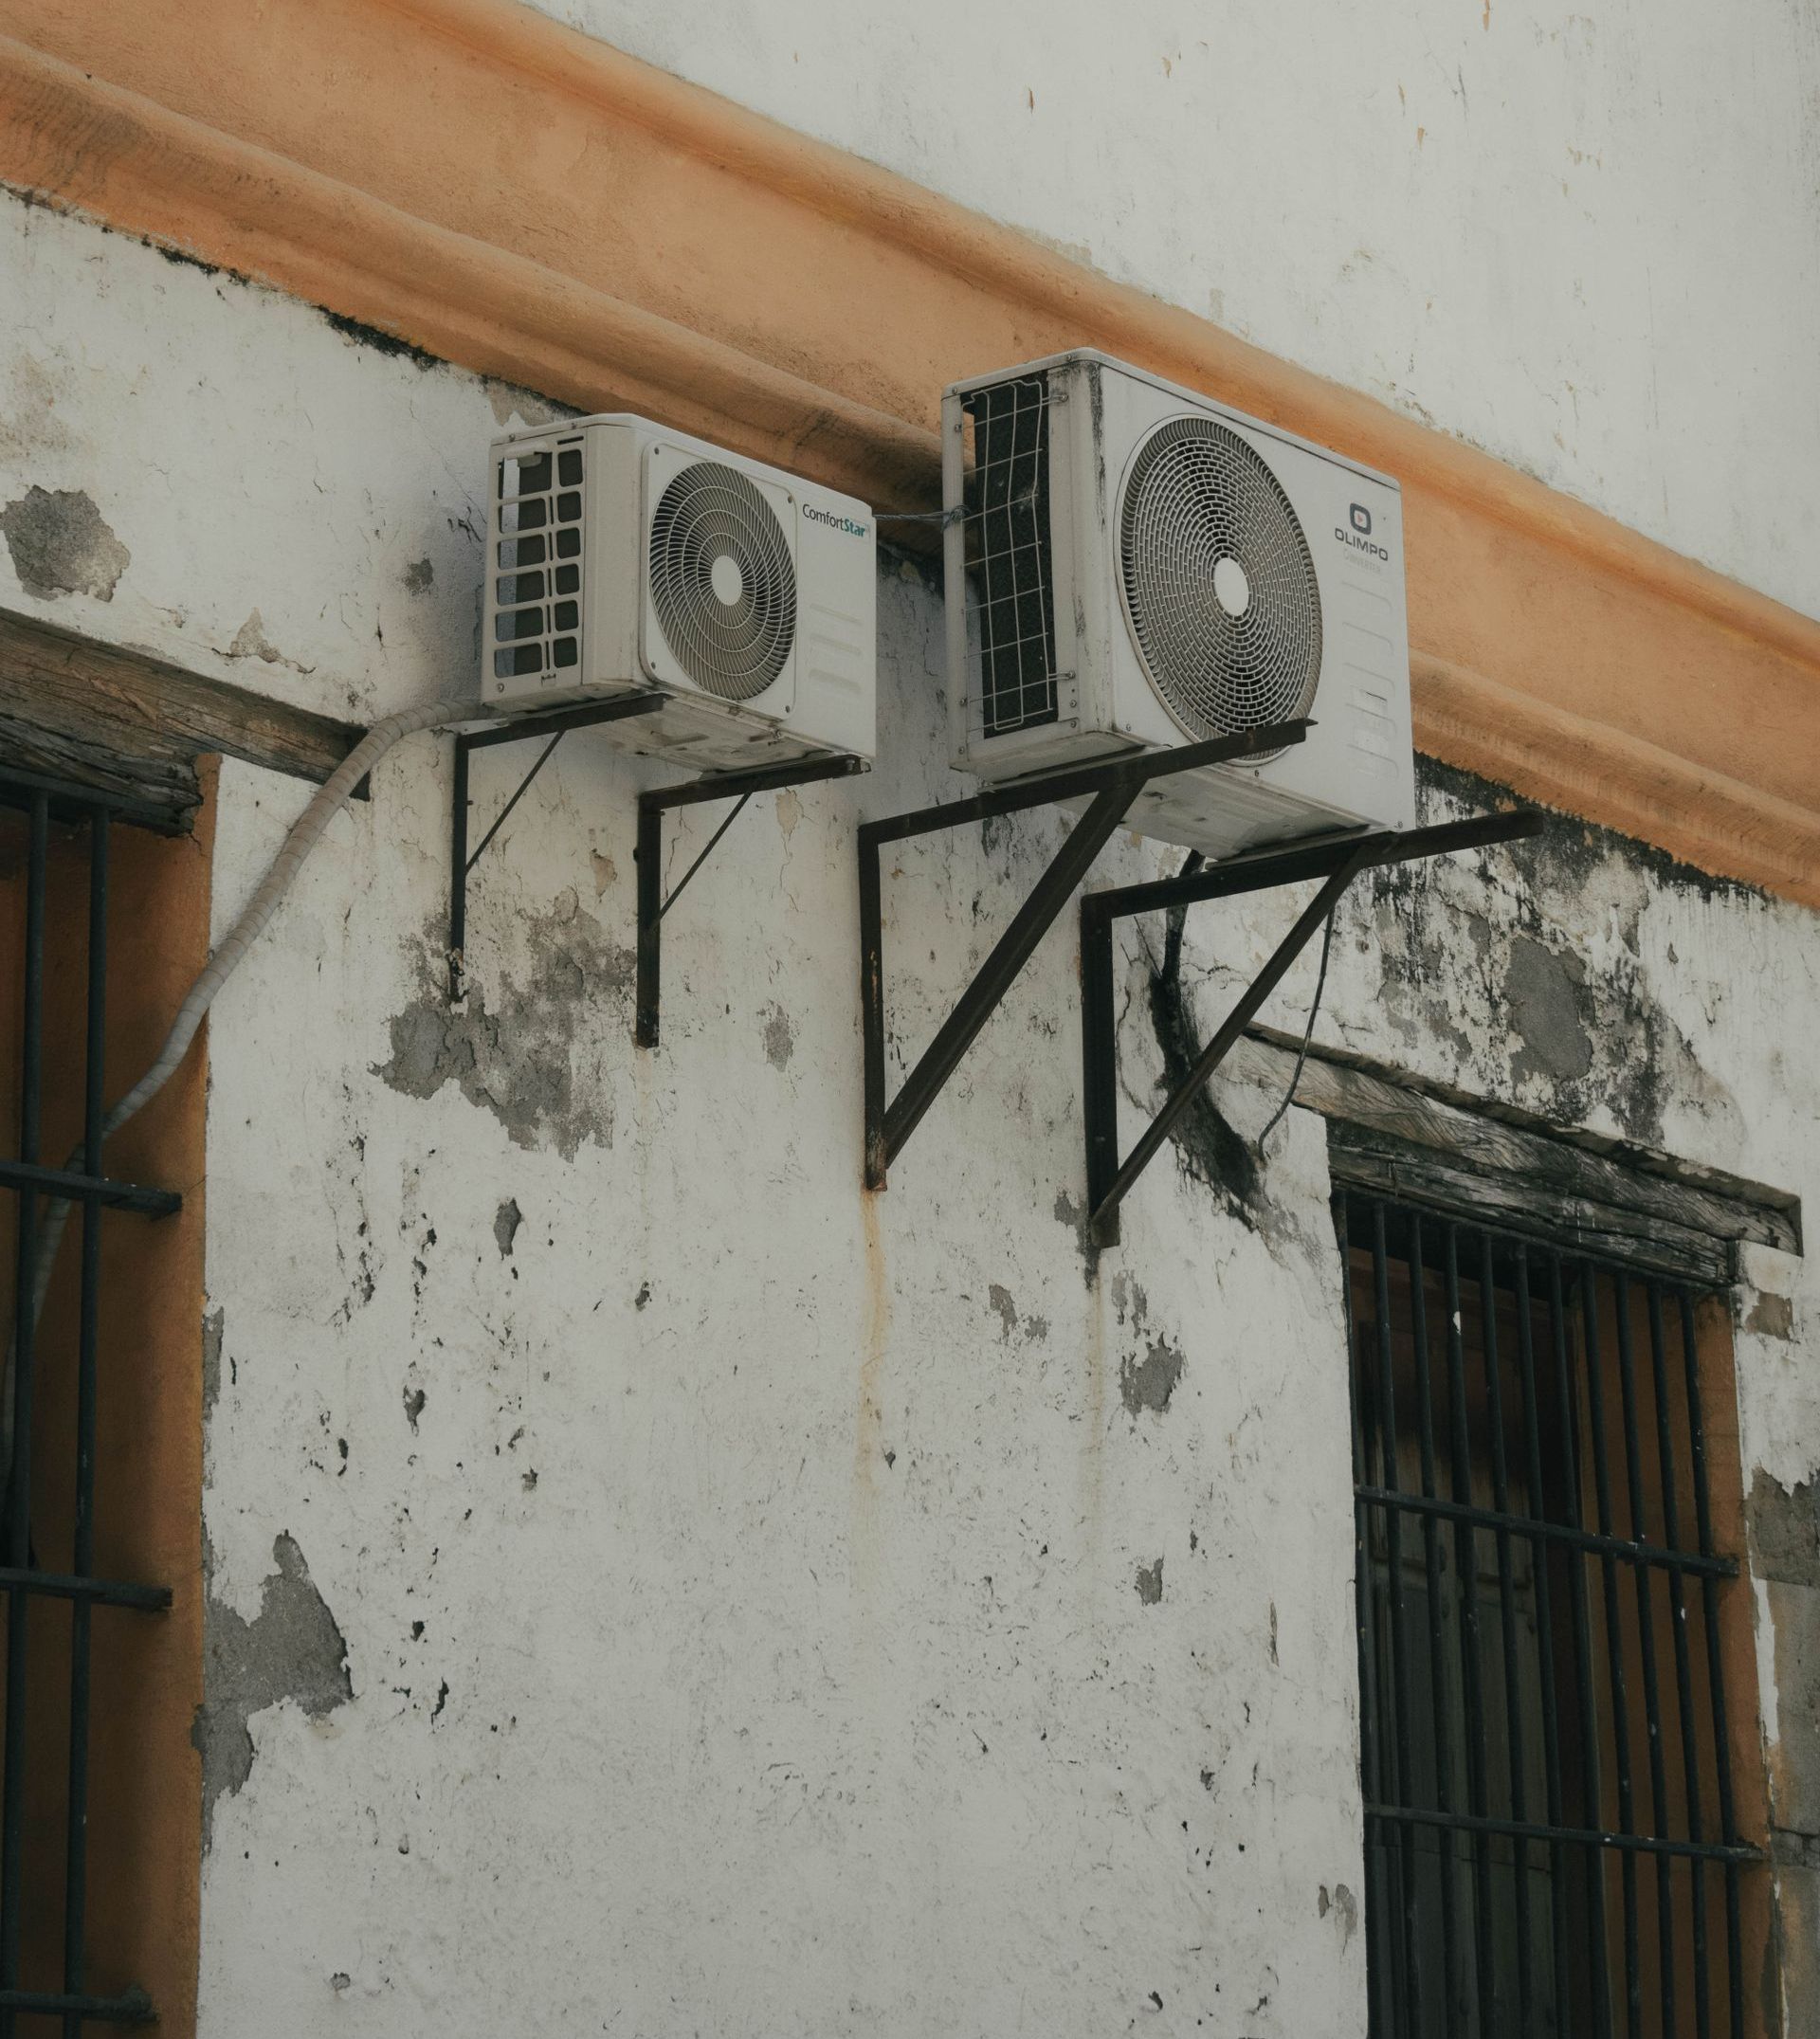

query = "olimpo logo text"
[[1335, 501, 1389, 561]]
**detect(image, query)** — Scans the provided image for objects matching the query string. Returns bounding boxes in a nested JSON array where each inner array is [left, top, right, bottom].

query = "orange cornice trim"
[[386, 0, 1820, 677], [1, 1, 1816, 903]]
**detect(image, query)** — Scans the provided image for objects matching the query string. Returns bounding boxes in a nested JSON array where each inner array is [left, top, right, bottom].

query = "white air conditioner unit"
[[485, 415, 876, 772], [942, 351, 1415, 859]]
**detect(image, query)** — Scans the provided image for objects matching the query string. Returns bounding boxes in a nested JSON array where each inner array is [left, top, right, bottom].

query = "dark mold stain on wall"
[[0, 485, 131, 601], [1144, 863, 1268, 1231], [1362, 759, 1758, 1149]]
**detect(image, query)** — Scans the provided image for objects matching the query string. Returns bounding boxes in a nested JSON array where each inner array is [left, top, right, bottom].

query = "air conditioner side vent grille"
[[492, 439, 585, 683], [964, 373, 1058, 737]]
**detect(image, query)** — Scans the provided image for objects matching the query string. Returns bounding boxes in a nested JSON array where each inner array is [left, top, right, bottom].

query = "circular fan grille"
[[1119, 416, 1322, 742], [649, 461, 796, 701]]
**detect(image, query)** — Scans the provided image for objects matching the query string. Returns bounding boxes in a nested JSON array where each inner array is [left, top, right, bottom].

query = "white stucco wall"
[[536, 0, 1820, 625], [2, 52, 1817, 2032]]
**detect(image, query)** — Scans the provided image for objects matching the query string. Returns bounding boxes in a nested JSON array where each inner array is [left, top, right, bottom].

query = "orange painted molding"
[[1, 2, 1817, 903]]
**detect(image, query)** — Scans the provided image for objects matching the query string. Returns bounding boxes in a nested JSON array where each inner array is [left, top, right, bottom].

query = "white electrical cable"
[[4, 692, 480, 1481]]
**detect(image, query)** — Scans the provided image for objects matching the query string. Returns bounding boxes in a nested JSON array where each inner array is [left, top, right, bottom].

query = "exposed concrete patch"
[[1135, 1557, 1164, 1605], [1504, 935, 1594, 1086], [1766, 1577, 1820, 1833], [1775, 1861, 1820, 2036], [228, 608, 283, 663], [1119, 1334, 1185, 1416], [1747, 1291, 1795, 1341], [1111, 1277, 1188, 1417], [1750, 1469, 1820, 1587], [761, 1004, 795, 1069], [988, 1283, 1018, 1340], [1050, 1188, 1101, 1283], [494, 1197, 522, 1258], [1318, 1883, 1358, 1955], [484, 379, 571, 431], [374, 902, 629, 1159], [403, 1383, 427, 1433], [0, 484, 130, 599], [191, 1532, 354, 1848], [227, 607, 318, 677], [201, 1307, 226, 1421], [591, 849, 617, 896]]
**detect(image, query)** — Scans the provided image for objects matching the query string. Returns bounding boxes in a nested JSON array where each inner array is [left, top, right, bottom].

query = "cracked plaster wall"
[[3, 176, 1819, 2034]]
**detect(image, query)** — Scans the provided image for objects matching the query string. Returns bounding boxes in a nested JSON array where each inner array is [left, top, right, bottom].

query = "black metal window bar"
[[1339, 1188, 1760, 2039], [0, 767, 175, 2031]]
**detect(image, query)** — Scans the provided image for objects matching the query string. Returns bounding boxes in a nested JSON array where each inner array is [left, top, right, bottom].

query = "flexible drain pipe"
[[6, 693, 480, 1472]]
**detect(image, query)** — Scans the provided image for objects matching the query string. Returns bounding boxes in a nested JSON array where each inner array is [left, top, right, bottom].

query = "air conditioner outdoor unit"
[[942, 350, 1415, 859], [485, 415, 876, 772]]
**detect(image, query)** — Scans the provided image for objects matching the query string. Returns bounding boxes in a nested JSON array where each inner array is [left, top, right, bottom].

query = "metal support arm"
[[448, 691, 665, 1003], [1080, 806, 1546, 1246], [635, 752, 867, 1047], [859, 720, 1311, 1190]]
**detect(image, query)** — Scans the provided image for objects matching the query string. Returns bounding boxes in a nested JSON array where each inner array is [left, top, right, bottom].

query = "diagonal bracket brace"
[[1079, 806, 1546, 1246], [859, 720, 1313, 1191], [448, 691, 666, 1003], [636, 752, 868, 1048]]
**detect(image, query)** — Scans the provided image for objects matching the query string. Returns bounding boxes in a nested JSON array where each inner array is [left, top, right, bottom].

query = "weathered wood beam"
[[1222, 1030, 1799, 1281], [0, 606, 364, 831]]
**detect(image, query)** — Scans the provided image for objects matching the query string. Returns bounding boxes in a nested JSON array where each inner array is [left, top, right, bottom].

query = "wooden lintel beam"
[[0, 606, 365, 832]]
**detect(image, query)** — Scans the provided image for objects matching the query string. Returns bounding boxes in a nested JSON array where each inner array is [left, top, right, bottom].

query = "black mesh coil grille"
[[647, 461, 796, 701], [1119, 415, 1322, 741], [963, 374, 1057, 737]]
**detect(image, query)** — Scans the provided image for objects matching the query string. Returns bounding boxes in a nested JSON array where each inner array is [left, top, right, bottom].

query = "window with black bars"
[[1339, 1189, 1762, 2039], [1, 767, 174, 2031]]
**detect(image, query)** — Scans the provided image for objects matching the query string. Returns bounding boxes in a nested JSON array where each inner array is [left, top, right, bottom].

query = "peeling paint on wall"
[[492, 1198, 522, 1258], [191, 1532, 354, 1848], [374, 900, 629, 1158], [18, 162, 1801, 2038]]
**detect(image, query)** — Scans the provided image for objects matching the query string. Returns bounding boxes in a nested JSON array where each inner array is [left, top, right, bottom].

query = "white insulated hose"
[[6, 693, 479, 1474]]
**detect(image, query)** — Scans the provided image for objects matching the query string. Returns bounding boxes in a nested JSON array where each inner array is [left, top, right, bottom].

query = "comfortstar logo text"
[[804, 503, 870, 537]]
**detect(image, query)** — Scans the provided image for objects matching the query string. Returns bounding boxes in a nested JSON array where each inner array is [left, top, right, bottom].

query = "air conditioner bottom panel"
[[515, 682, 855, 774], [1063, 760, 1387, 864]]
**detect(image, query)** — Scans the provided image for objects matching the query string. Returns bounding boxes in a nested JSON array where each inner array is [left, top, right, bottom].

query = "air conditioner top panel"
[[942, 349, 1401, 495], [488, 412, 874, 524]]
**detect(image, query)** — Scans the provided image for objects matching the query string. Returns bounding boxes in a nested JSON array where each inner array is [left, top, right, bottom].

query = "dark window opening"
[[1341, 1189, 1764, 2038], [1, 767, 178, 2032]]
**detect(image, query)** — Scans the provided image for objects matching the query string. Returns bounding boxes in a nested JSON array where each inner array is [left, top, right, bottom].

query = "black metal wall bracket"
[[448, 691, 666, 1004], [635, 752, 868, 1047], [1079, 806, 1546, 1247], [449, 690, 867, 1043], [859, 719, 1313, 1191]]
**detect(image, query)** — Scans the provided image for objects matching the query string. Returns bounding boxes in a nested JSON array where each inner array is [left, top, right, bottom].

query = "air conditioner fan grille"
[[1119, 416, 1322, 743], [649, 462, 796, 701]]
